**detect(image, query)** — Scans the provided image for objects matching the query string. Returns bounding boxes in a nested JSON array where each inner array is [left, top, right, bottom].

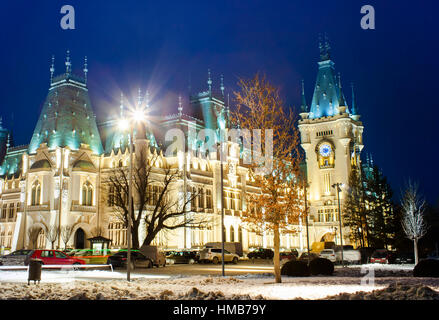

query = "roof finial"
[[351, 83, 357, 115], [65, 50, 71, 75], [178, 95, 183, 117], [220, 74, 225, 97], [319, 33, 331, 61], [301, 80, 308, 112], [6, 133, 10, 150], [207, 69, 212, 94], [120, 92, 124, 117], [83, 56, 88, 84], [50, 55, 55, 84]]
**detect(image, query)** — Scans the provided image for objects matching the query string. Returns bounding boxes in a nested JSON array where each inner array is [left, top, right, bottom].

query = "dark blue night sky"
[[0, 1, 438, 203]]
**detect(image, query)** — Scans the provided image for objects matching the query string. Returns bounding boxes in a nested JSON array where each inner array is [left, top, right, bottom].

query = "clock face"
[[319, 144, 332, 157]]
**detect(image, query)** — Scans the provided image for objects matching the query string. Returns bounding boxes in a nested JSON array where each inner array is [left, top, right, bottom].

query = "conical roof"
[[28, 70, 103, 155]]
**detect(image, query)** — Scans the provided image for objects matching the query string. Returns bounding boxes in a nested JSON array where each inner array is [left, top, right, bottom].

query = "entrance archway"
[[320, 232, 335, 242], [74, 228, 85, 249]]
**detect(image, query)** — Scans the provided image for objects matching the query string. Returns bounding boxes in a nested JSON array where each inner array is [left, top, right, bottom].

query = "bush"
[[309, 258, 334, 276], [413, 259, 439, 277], [280, 260, 310, 277]]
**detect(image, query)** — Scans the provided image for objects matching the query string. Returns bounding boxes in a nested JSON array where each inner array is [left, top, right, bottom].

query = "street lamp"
[[119, 107, 146, 282], [332, 183, 344, 266]]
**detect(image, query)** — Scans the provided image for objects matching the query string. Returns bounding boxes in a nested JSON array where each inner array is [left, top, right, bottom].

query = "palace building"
[[0, 43, 363, 253]]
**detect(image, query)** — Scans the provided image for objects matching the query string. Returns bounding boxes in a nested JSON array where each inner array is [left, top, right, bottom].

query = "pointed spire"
[[6, 133, 10, 150], [83, 56, 88, 84], [50, 55, 55, 84], [220, 74, 225, 97], [65, 50, 71, 75], [145, 90, 150, 108], [178, 95, 183, 117], [137, 88, 142, 107], [301, 80, 308, 112], [351, 83, 357, 115], [338, 73, 347, 107], [120, 92, 124, 117], [207, 69, 212, 94]]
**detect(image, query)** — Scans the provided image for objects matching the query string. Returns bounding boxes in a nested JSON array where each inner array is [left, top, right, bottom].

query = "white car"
[[199, 248, 239, 264], [334, 246, 361, 264], [319, 249, 336, 262]]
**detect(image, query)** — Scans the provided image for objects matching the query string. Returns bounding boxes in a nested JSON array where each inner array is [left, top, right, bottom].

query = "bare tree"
[[401, 180, 427, 264], [106, 147, 209, 249], [45, 225, 59, 250], [60, 225, 76, 250], [27, 226, 42, 249]]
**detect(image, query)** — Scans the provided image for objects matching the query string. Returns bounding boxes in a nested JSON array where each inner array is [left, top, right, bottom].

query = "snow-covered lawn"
[[0, 263, 437, 300]]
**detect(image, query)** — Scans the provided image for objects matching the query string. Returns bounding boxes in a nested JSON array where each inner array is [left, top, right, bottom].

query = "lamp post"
[[332, 183, 344, 266], [304, 182, 310, 265], [218, 135, 225, 277], [119, 109, 146, 282]]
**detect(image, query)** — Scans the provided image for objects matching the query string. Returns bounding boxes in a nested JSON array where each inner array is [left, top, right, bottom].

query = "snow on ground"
[[0, 263, 438, 300]]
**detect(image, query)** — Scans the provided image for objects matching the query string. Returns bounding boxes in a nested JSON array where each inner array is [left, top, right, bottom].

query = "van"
[[204, 242, 243, 257], [139, 245, 166, 267]]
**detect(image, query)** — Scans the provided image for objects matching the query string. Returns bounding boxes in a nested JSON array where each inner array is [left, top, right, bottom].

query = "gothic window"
[[31, 181, 41, 206], [1, 204, 6, 219], [8, 203, 14, 219], [206, 189, 212, 209], [198, 188, 204, 209], [82, 182, 93, 206]]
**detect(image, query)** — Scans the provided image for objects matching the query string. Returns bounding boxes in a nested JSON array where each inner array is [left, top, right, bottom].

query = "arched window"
[[82, 182, 93, 206], [230, 225, 235, 242], [31, 181, 41, 206]]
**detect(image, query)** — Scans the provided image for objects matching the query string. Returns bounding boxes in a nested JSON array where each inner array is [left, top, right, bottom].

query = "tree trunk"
[[414, 238, 419, 265], [131, 223, 140, 249], [273, 225, 281, 283]]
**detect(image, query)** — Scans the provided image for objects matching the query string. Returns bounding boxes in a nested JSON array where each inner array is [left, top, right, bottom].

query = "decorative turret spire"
[[6, 133, 10, 150], [137, 88, 142, 107], [338, 73, 347, 107], [145, 90, 150, 108], [351, 83, 357, 115], [83, 56, 88, 84], [120, 92, 124, 117], [50, 55, 55, 84], [207, 69, 212, 94], [319, 33, 331, 61], [301, 80, 308, 112], [65, 50, 72, 75], [220, 74, 225, 97], [178, 95, 183, 117]]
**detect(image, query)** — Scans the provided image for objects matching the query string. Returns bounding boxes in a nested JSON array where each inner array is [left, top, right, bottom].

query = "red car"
[[25, 250, 86, 266], [370, 249, 393, 264]]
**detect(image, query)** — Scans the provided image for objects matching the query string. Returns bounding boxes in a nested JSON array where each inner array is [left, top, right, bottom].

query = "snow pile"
[[323, 282, 439, 300]]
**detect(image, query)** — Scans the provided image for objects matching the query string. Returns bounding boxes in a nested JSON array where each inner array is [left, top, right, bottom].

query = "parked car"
[[334, 245, 361, 264], [370, 249, 393, 264], [298, 252, 319, 262], [166, 251, 198, 264], [139, 245, 166, 267], [394, 251, 415, 264], [247, 248, 274, 259], [0, 249, 33, 266], [280, 249, 299, 261], [204, 242, 243, 257], [24, 250, 85, 266], [199, 248, 239, 264], [107, 250, 158, 269], [319, 249, 337, 262]]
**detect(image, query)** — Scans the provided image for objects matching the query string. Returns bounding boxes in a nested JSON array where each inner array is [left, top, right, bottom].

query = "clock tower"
[[298, 39, 364, 246]]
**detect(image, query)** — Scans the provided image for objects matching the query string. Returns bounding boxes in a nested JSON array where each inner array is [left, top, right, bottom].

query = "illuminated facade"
[[0, 45, 364, 253]]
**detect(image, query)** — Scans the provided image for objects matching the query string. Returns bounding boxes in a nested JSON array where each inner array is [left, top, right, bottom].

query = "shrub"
[[309, 258, 334, 276], [280, 260, 310, 277], [413, 259, 439, 277]]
